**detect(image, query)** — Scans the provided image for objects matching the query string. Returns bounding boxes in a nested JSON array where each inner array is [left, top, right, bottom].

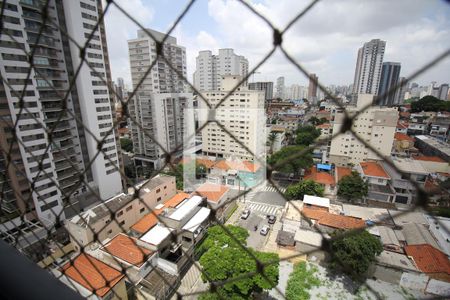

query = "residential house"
[[57, 254, 127, 300], [405, 244, 450, 282], [316, 123, 332, 140], [368, 226, 403, 252], [335, 167, 352, 183], [304, 166, 336, 196], [277, 116, 300, 132], [412, 155, 450, 174], [392, 133, 416, 155], [302, 195, 330, 211], [381, 158, 429, 207], [396, 121, 408, 134], [357, 161, 396, 207], [301, 207, 366, 233], [194, 182, 230, 221], [129, 192, 190, 237], [429, 112, 450, 142], [415, 135, 450, 162], [66, 176, 177, 251]]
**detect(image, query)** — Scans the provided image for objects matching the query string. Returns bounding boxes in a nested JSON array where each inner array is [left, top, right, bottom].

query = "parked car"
[[260, 225, 270, 236], [241, 209, 250, 219], [267, 215, 276, 224]]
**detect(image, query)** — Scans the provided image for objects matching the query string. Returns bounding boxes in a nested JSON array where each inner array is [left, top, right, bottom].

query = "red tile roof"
[[304, 166, 335, 186], [316, 123, 331, 129], [394, 132, 414, 142], [61, 254, 124, 297], [405, 244, 450, 276], [413, 155, 446, 163], [360, 161, 390, 179], [131, 192, 189, 234], [194, 183, 229, 203], [302, 207, 366, 230], [184, 158, 261, 173], [213, 160, 260, 172], [164, 192, 190, 208], [104, 234, 153, 267], [130, 207, 164, 234], [336, 167, 352, 182]]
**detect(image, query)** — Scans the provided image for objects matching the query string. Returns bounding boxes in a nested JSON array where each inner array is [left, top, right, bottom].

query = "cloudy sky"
[[104, 0, 450, 88]]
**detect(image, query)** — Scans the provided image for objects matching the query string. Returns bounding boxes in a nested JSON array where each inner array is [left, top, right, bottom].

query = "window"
[[157, 197, 162, 202], [126, 205, 132, 212], [140, 207, 145, 213], [116, 210, 123, 217], [120, 220, 125, 226], [156, 188, 161, 193], [106, 229, 112, 235]]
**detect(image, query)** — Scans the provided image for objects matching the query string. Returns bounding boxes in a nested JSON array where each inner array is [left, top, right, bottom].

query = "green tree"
[[285, 262, 320, 300], [196, 225, 249, 257], [285, 180, 324, 200], [198, 225, 279, 299], [196, 163, 207, 179], [162, 163, 184, 190], [308, 117, 327, 126], [268, 146, 313, 176], [308, 116, 320, 125], [295, 125, 321, 146], [329, 230, 383, 280], [411, 95, 450, 112], [120, 137, 133, 152], [337, 171, 368, 203]]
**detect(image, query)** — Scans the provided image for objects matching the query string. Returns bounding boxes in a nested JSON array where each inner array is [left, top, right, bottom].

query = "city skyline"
[[105, 0, 450, 88]]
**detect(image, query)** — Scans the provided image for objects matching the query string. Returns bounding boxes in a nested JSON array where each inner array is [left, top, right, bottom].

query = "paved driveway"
[[236, 212, 271, 249]]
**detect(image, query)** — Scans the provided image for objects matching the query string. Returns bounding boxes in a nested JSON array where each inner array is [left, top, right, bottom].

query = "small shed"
[[276, 230, 296, 247]]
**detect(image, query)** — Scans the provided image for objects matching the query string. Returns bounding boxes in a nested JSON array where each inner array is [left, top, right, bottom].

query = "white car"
[[241, 209, 250, 219], [260, 225, 270, 236]]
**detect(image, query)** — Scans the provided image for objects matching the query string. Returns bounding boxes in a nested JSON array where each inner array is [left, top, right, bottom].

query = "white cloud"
[[104, 0, 450, 88], [205, 0, 450, 86], [103, 0, 153, 87]]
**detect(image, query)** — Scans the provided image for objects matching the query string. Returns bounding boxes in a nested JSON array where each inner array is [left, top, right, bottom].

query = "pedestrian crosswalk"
[[244, 184, 286, 202], [263, 185, 286, 193], [246, 202, 282, 216]]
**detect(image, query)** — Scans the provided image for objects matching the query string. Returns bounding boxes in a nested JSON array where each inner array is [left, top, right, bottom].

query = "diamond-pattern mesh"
[[0, 0, 449, 299]]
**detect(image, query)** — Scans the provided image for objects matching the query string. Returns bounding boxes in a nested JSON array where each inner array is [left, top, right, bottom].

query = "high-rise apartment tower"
[[193, 48, 248, 91], [377, 62, 401, 106], [352, 39, 386, 97], [0, 0, 123, 224], [128, 29, 193, 169]]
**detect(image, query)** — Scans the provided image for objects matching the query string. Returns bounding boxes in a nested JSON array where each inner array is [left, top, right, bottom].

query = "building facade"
[[275, 76, 285, 99], [0, 0, 122, 224], [352, 39, 386, 97], [128, 29, 193, 169], [248, 81, 273, 100], [199, 76, 266, 160], [193, 48, 248, 91], [378, 62, 401, 106], [329, 94, 399, 166], [308, 73, 318, 103]]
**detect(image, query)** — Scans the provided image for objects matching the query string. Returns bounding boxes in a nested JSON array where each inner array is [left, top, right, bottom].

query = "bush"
[[285, 262, 320, 300]]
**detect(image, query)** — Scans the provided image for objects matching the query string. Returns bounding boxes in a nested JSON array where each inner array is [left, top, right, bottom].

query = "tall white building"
[[199, 76, 266, 160], [329, 94, 399, 166], [0, 0, 122, 224], [128, 29, 193, 169], [352, 39, 386, 97], [275, 76, 285, 99], [193, 49, 248, 91]]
